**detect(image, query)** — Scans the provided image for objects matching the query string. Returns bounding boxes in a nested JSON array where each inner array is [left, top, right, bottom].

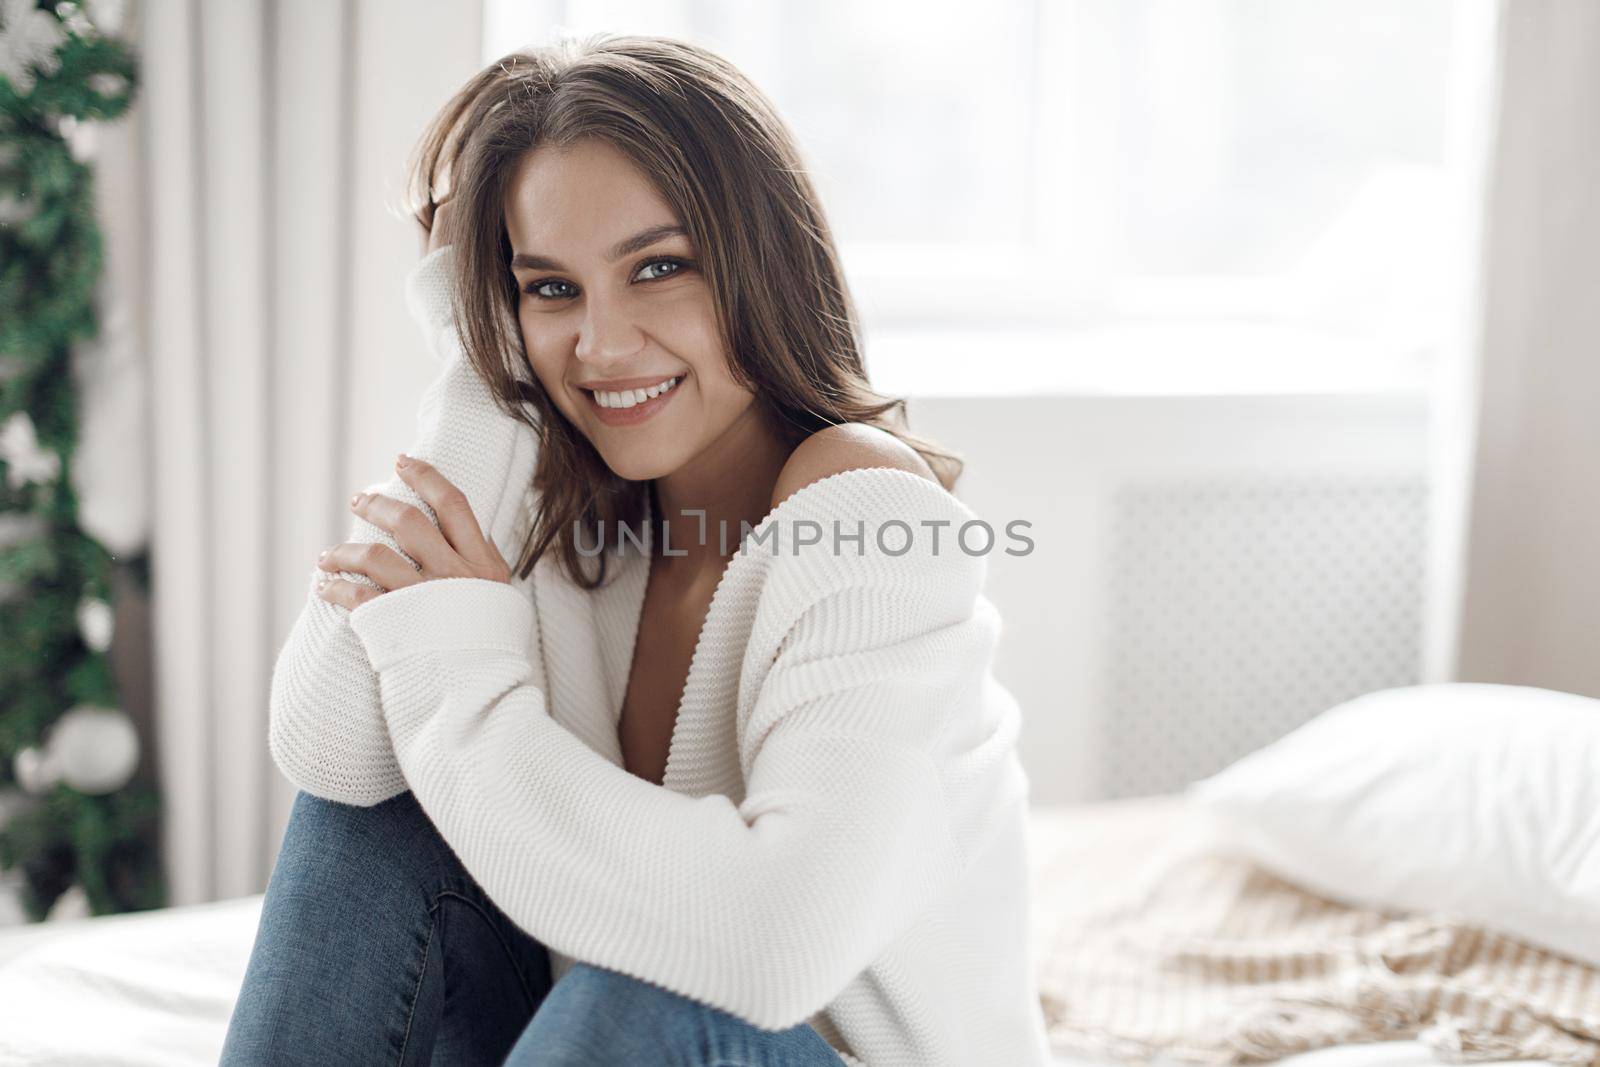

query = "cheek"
[[654, 294, 739, 389], [518, 310, 574, 410], [686, 359, 760, 439]]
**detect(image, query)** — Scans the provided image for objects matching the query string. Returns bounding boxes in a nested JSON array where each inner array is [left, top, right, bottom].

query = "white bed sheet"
[[0, 802, 1567, 1067], [0, 895, 259, 1067], [1053, 1045, 1554, 1067]]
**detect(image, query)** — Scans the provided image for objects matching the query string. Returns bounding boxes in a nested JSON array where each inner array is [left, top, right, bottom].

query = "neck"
[[651, 405, 793, 569]]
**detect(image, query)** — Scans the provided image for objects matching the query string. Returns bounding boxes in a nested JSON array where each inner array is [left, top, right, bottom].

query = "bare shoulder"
[[770, 423, 939, 510]]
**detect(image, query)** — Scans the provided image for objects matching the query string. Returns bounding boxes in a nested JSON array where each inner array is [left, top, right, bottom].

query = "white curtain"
[[1444, 0, 1600, 698], [126, 0, 487, 904]]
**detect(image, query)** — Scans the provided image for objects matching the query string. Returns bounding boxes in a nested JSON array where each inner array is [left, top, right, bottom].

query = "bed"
[[4, 683, 1596, 1066], [0, 790, 1588, 1067]]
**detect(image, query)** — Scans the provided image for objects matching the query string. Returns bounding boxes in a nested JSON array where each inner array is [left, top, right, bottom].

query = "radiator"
[[1098, 474, 1427, 799]]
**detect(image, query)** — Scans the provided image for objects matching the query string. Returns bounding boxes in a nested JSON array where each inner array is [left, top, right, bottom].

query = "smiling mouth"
[[581, 374, 683, 409], [580, 373, 685, 426]]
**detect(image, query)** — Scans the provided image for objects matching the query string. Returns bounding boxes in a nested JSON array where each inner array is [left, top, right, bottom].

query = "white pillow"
[[1186, 682, 1600, 967]]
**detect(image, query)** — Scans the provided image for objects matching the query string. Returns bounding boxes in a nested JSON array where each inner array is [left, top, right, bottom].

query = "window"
[[484, 1, 1498, 396]]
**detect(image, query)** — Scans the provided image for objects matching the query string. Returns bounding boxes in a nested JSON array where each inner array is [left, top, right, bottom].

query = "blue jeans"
[[219, 789, 846, 1066]]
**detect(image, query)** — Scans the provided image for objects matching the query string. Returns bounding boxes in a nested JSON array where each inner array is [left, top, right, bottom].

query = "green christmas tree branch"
[[1, 0, 162, 920]]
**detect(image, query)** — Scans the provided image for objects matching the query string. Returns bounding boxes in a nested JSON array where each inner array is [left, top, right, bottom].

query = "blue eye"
[[634, 258, 684, 281], [521, 257, 693, 300], [528, 279, 577, 300]]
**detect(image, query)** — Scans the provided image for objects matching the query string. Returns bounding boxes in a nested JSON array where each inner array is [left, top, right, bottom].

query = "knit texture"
[[267, 245, 537, 805], [267, 247, 1054, 1066]]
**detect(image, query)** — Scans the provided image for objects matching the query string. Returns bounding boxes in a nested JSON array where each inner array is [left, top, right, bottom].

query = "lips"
[[581, 373, 685, 427], [583, 374, 682, 409]]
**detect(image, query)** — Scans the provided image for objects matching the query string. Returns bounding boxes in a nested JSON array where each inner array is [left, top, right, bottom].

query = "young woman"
[[220, 33, 1052, 1067]]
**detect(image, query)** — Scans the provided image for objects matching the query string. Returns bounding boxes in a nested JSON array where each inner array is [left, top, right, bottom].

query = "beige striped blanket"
[[1030, 805, 1600, 1066]]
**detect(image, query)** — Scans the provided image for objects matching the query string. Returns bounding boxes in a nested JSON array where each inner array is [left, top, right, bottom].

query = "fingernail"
[[317, 549, 328, 560], [350, 493, 364, 509], [396, 453, 411, 469]]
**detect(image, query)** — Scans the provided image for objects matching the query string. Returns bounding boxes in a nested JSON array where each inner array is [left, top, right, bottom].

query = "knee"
[[513, 963, 709, 1064], [270, 789, 458, 898]]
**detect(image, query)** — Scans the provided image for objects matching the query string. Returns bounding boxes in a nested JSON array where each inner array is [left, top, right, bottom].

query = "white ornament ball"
[[13, 747, 51, 794], [76, 597, 115, 653], [49, 706, 141, 795]]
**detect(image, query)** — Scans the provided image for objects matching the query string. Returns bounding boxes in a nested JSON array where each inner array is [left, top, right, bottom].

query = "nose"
[[574, 291, 646, 369]]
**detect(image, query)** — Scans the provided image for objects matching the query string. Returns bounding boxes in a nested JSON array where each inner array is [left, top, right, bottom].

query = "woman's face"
[[504, 138, 758, 482]]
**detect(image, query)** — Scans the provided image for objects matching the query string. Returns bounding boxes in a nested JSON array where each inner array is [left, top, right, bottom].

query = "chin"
[[592, 438, 686, 484]]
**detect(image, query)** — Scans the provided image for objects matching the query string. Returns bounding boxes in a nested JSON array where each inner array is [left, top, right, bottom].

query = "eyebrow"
[[510, 224, 688, 271]]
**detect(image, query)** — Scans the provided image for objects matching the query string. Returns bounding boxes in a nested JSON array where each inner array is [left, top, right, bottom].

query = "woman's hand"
[[416, 197, 455, 257], [315, 454, 512, 610]]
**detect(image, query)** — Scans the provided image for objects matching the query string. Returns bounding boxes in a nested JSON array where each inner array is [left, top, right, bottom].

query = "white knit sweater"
[[266, 246, 1055, 1067]]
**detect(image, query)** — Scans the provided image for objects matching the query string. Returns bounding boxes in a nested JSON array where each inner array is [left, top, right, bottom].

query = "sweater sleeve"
[[344, 528, 993, 1031], [266, 245, 540, 807]]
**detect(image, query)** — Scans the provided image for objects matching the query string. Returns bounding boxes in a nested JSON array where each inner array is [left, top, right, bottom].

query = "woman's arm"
[[343, 492, 994, 1030], [267, 245, 539, 806]]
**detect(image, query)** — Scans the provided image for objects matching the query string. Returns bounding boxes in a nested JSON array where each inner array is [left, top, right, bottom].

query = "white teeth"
[[593, 375, 679, 409]]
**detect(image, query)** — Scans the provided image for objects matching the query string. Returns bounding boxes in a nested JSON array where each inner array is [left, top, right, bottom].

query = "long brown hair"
[[406, 32, 963, 589]]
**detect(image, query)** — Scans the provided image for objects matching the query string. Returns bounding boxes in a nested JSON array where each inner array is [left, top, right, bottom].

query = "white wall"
[[907, 391, 1429, 805]]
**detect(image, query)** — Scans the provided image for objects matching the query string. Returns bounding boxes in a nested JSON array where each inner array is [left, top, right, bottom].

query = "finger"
[[486, 536, 513, 582], [392, 456, 500, 572], [317, 542, 423, 592], [350, 489, 462, 577], [416, 199, 437, 255], [429, 199, 454, 254], [316, 576, 382, 611]]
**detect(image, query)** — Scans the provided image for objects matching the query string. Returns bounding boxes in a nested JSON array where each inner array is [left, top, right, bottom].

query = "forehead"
[[503, 139, 681, 253]]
